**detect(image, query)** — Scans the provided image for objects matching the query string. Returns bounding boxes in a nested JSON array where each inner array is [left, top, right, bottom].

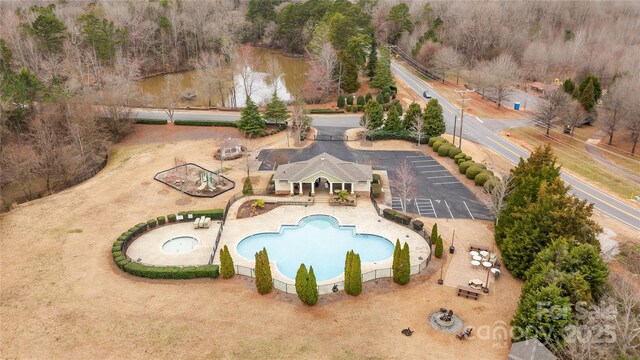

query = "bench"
[[470, 244, 489, 252], [457, 285, 480, 300]]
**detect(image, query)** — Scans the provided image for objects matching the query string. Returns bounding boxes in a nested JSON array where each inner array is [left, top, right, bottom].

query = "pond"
[[138, 47, 308, 108]]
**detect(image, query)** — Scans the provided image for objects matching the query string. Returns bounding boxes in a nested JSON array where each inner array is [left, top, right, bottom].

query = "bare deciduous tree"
[[160, 75, 179, 123], [0, 143, 39, 199], [289, 97, 312, 145], [609, 273, 640, 357], [482, 54, 520, 108], [485, 174, 512, 225], [392, 160, 417, 213], [562, 98, 586, 136], [409, 113, 426, 147], [237, 44, 257, 100], [601, 77, 631, 145], [433, 47, 463, 84], [65, 103, 106, 167], [533, 88, 568, 136]]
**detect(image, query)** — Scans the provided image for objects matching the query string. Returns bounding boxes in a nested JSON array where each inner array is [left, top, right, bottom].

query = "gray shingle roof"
[[508, 339, 557, 360], [273, 153, 372, 183]]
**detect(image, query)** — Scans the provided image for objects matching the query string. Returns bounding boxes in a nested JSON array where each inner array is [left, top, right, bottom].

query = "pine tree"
[[423, 99, 445, 137], [434, 235, 443, 259], [403, 102, 422, 130], [384, 105, 403, 132], [295, 263, 308, 303], [238, 97, 266, 136], [361, 99, 384, 130], [578, 74, 602, 101], [370, 47, 395, 90], [350, 253, 362, 296], [579, 80, 596, 113], [263, 91, 288, 124], [220, 245, 235, 279], [511, 285, 574, 349], [255, 248, 272, 294], [306, 266, 319, 305], [365, 92, 372, 103], [342, 61, 360, 93], [367, 37, 377, 78], [344, 250, 353, 294], [243, 177, 254, 195], [392, 239, 402, 283]]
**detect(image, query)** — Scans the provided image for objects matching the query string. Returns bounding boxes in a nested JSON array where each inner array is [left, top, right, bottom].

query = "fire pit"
[[428, 308, 464, 333]]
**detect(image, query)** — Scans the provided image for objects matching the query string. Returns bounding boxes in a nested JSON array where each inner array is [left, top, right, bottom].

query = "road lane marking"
[[432, 182, 461, 185], [475, 116, 484, 123]]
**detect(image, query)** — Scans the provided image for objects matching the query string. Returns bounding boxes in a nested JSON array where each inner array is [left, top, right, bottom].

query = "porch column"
[[341, 183, 345, 191], [289, 182, 294, 195], [311, 182, 315, 195], [351, 182, 355, 194], [299, 181, 303, 195], [329, 182, 333, 193]]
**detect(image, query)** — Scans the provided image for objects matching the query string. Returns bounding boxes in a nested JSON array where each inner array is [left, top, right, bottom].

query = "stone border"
[[153, 163, 235, 198]]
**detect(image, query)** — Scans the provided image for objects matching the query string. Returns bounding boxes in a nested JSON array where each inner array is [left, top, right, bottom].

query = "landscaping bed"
[[236, 199, 282, 219]]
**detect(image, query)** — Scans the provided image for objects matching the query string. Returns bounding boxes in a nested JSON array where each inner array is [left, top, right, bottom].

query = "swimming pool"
[[162, 236, 199, 254], [236, 215, 394, 282]]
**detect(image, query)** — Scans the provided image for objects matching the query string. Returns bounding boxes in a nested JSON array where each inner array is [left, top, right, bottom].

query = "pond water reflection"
[[138, 48, 308, 107]]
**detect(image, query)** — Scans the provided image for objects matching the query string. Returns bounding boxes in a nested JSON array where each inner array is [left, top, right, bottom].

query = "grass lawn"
[[506, 126, 640, 199]]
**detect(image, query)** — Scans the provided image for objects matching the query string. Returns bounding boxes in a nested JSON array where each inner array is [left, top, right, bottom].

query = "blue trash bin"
[[514, 102, 521, 110]]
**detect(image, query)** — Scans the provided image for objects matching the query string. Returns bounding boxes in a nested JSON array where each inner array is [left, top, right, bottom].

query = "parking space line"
[[463, 201, 475, 220], [427, 175, 455, 179], [410, 160, 437, 163], [432, 181, 461, 185], [416, 166, 444, 169], [420, 170, 448, 173], [406, 155, 427, 158], [444, 200, 454, 219], [414, 198, 421, 215], [429, 199, 437, 218]]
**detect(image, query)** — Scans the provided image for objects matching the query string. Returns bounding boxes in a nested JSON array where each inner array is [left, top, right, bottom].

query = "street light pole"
[[454, 90, 473, 150], [452, 115, 457, 145]]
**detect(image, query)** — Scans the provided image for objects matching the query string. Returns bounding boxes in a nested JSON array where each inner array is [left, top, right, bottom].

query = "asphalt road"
[[257, 126, 491, 221], [391, 60, 640, 231]]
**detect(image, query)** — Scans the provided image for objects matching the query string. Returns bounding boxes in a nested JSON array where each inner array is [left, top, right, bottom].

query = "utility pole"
[[452, 115, 457, 145], [455, 90, 473, 150]]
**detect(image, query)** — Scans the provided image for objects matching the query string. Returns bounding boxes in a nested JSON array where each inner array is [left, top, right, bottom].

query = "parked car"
[[423, 91, 432, 99]]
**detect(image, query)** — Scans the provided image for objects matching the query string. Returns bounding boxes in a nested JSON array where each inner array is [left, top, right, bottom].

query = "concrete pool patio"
[[215, 198, 431, 289], [126, 222, 220, 266]]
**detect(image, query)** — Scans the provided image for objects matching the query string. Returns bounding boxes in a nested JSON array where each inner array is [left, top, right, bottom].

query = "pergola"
[[273, 153, 372, 196]]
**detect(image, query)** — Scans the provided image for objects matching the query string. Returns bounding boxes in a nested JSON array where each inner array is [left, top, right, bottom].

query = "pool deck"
[[216, 198, 431, 286], [126, 222, 220, 266]]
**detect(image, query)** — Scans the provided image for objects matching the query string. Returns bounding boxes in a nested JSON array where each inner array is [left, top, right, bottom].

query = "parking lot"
[[257, 132, 491, 221]]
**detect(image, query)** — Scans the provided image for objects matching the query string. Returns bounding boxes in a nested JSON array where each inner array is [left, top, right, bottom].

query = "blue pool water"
[[236, 215, 394, 282]]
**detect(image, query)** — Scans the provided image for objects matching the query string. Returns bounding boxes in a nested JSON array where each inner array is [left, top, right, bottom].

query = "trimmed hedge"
[[437, 144, 453, 156], [432, 140, 448, 151], [337, 94, 345, 108], [346, 94, 354, 105], [465, 164, 484, 179], [483, 176, 500, 192], [372, 173, 381, 184], [135, 118, 168, 125], [448, 147, 462, 158], [371, 183, 382, 197], [156, 216, 166, 225], [357, 95, 365, 106], [474, 171, 492, 186], [412, 220, 424, 231], [177, 209, 224, 220], [383, 208, 412, 225], [310, 108, 345, 114], [459, 161, 476, 174], [123, 262, 219, 279], [428, 136, 446, 147], [367, 129, 428, 143], [345, 105, 352, 112], [174, 120, 238, 127], [112, 209, 224, 279]]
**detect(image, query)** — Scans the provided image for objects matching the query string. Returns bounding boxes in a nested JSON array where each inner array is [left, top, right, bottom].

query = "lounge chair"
[[193, 218, 201, 229], [202, 217, 211, 228]]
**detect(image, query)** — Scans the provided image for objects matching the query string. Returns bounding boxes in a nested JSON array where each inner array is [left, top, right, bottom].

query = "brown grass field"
[[0, 125, 528, 359]]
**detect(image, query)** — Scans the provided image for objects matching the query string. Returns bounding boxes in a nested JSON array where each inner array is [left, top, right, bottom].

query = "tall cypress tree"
[[398, 243, 411, 285], [579, 80, 596, 114], [220, 245, 235, 279], [255, 248, 272, 294], [344, 250, 353, 294], [361, 99, 384, 130], [392, 239, 402, 284], [306, 266, 319, 305], [367, 37, 377, 78], [350, 253, 362, 296], [370, 47, 395, 90], [295, 263, 308, 302], [434, 235, 443, 259]]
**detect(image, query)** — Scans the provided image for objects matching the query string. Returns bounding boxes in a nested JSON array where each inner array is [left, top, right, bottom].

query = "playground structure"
[[197, 171, 218, 192], [154, 163, 235, 198]]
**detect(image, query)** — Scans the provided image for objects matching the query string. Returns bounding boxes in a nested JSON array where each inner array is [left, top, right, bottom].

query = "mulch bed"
[[236, 199, 282, 219]]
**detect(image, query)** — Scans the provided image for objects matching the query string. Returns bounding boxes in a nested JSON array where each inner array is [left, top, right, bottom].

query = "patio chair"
[[193, 218, 201, 229]]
